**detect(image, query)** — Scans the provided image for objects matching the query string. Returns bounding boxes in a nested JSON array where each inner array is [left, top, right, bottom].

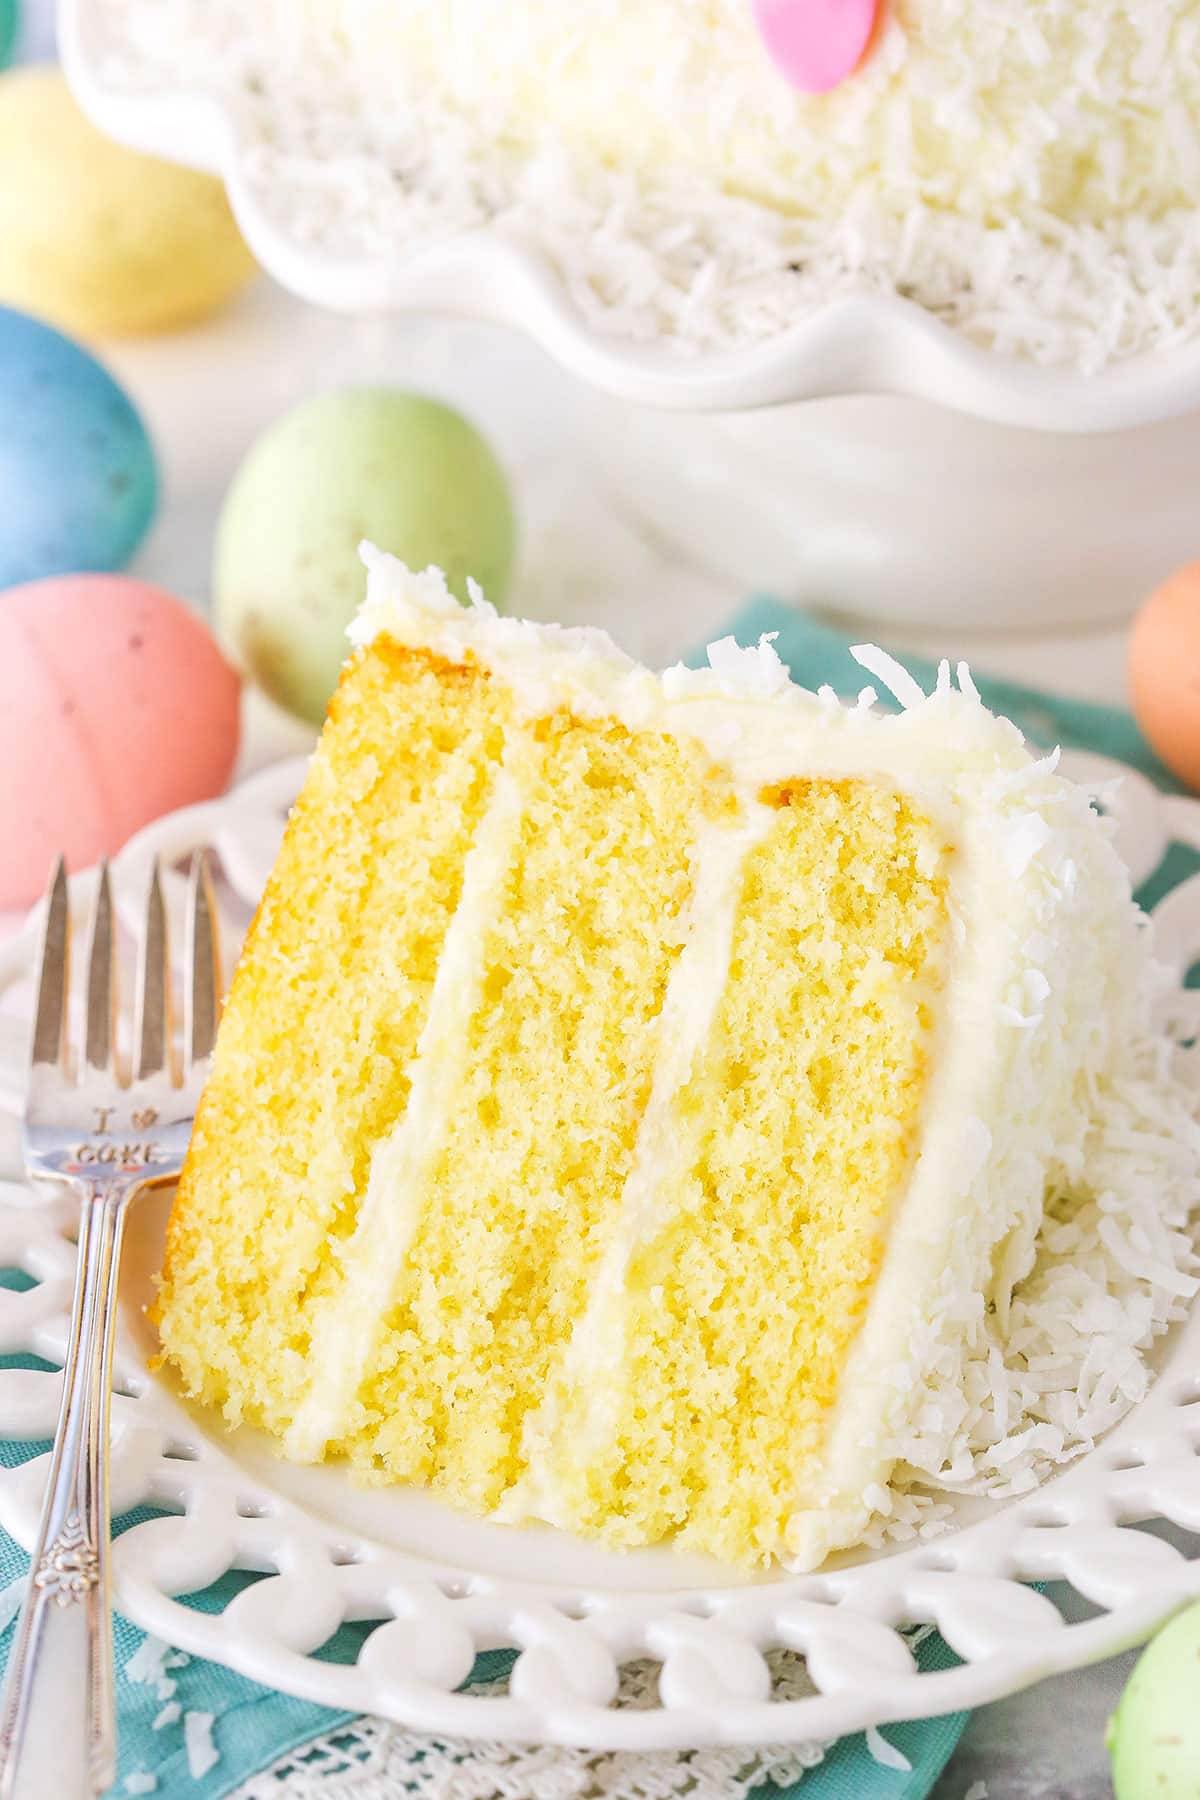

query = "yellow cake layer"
[[157, 643, 509, 1429], [516, 780, 949, 1564], [158, 632, 952, 1566], [319, 710, 726, 1506]]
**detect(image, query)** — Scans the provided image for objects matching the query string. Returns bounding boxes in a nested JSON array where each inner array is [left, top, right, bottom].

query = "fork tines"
[[135, 859, 168, 1081], [30, 856, 68, 1072], [30, 852, 222, 1086], [84, 862, 116, 1076], [185, 853, 220, 1072]]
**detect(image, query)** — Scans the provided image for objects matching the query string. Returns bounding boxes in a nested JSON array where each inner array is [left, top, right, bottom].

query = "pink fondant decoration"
[[0, 575, 241, 908], [752, 0, 881, 94]]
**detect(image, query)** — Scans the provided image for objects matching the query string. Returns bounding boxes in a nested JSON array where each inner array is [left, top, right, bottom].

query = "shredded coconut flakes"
[[184, 1712, 219, 1781], [124, 1637, 173, 1689]]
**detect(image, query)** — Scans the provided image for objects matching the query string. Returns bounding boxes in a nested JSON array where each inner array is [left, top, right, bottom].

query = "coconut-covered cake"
[[155, 548, 1199, 1570], [93, 0, 1200, 365]]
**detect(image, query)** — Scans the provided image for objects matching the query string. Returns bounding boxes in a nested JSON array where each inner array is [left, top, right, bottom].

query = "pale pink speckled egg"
[[0, 575, 241, 908]]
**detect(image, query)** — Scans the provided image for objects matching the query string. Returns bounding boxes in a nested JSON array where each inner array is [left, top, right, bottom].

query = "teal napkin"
[[1, 597, 1195, 1800]]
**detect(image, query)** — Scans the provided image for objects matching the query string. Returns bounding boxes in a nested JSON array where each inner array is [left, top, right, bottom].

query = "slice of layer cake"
[[156, 548, 1198, 1569]]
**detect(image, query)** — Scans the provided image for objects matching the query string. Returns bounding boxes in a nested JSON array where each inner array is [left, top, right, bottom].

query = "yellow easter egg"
[[0, 67, 257, 337]]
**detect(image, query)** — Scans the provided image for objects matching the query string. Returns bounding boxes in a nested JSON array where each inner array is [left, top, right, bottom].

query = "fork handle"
[[0, 1182, 130, 1800]]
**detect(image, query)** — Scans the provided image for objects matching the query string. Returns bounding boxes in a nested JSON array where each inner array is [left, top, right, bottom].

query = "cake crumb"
[[184, 1711, 219, 1780], [152, 1701, 182, 1731], [124, 1775, 157, 1795], [124, 1638, 172, 1688]]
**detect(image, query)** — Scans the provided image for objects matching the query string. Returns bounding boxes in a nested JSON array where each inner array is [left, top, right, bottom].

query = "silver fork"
[[0, 852, 221, 1800]]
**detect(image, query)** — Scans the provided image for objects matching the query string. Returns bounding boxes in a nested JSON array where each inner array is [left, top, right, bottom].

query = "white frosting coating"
[[342, 547, 1200, 1565], [351, 546, 1035, 798]]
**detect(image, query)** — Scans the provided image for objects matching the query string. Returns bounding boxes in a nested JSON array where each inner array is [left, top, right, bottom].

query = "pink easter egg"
[[0, 575, 241, 908], [753, 0, 881, 94]]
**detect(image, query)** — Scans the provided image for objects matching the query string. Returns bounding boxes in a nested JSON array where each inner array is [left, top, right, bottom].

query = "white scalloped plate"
[[58, 0, 1200, 435], [0, 755, 1198, 1749]]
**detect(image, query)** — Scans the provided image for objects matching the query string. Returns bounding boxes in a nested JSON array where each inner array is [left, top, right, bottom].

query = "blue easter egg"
[[0, 305, 157, 585]]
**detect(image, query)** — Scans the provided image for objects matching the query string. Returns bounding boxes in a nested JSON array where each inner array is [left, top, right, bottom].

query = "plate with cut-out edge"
[[0, 753, 1197, 1749]]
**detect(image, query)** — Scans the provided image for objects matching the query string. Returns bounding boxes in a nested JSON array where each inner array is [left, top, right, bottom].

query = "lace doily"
[[230, 1658, 827, 1800]]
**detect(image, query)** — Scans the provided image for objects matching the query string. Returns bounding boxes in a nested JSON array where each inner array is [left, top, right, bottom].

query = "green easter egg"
[[1108, 1602, 1200, 1798], [215, 387, 516, 725]]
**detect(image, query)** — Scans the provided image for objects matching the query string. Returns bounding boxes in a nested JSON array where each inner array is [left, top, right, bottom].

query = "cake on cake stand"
[[60, 0, 1200, 633]]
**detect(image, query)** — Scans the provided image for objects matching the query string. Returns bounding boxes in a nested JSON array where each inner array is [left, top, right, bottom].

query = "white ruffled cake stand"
[[59, 0, 1200, 632]]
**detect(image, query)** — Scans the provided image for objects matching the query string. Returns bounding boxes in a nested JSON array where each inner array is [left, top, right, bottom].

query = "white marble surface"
[[931, 1589, 1133, 1799], [97, 282, 1135, 742]]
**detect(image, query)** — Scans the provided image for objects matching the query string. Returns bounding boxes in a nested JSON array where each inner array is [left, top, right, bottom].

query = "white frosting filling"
[[502, 799, 776, 1527], [341, 547, 1200, 1564]]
